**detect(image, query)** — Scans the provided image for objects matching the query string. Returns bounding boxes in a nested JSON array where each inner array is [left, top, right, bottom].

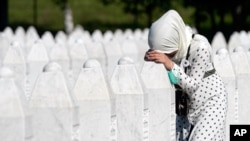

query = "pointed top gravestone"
[[55, 30, 67, 45], [133, 28, 143, 40], [211, 31, 227, 55], [103, 30, 113, 43], [229, 45, 250, 125], [41, 31, 55, 52], [142, 28, 149, 40], [26, 26, 39, 43], [68, 39, 89, 85], [3, 41, 26, 93], [84, 41, 106, 73], [3, 26, 14, 40], [14, 26, 26, 47], [239, 30, 250, 51], [68, 28, 84, 46], [120, 38, 141, 70], [0, 66, 31, 141], [0, 34, 10, 63], [113, 28, 123, 42], [27, 39, 49, 65], [103, 39, 123, 80], [213, 48, 237, 141], [29, 62, 79, 141], [92, 29, 103, 42], [123, 28, 134, 39], [26, 40, 50, 100], [228, 31, 240, 53], [141, 61, 175, 141], [49, 42, 70, 73], [73, 59, 111, 141], [3, 41, 25, 65], [74, 58, 110, 100], [110, 57, 144, 141]]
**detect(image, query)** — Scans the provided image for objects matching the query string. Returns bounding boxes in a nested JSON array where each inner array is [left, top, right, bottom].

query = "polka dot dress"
[[173, 35, 228, 141]]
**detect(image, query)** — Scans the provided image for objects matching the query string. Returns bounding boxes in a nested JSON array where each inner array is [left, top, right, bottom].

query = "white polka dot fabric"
[[173, 34, 228, 141]]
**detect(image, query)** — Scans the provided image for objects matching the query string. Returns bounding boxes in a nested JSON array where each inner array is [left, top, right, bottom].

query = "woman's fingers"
[[144, 50, 173, 70], [148, 53, 165, 62]]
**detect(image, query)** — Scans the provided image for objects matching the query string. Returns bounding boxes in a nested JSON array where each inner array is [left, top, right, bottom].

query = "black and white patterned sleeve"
[[171, 45, 210, 96]]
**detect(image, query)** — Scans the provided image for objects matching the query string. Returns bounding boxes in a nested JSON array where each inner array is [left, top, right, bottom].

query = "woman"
[[145, 10, 227, 141]]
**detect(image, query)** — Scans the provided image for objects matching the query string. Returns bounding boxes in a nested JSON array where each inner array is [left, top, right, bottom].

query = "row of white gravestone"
[[0, 27, 149, 100], [1, 25, 250, 141], [1, 26, 149, 72], [1, 48, 249, 141], [0, 57, 175, 141], [211, 31, 250, 141]]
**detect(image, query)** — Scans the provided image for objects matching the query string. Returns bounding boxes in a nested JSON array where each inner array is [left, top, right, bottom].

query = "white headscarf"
[[148, 10, 192, 61]]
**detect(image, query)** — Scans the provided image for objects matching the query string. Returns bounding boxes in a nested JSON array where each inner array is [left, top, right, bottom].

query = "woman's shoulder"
[[193, 34, 209, 44]]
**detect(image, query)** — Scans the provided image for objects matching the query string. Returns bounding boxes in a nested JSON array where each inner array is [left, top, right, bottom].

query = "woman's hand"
[[144, 50, 174, 70]]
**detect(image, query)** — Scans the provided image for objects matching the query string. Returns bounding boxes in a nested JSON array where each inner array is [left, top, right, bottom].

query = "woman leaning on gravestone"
[[144, 9, 228, 141]]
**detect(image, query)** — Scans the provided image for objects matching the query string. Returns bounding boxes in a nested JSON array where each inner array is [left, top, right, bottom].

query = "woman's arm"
[[172, 45, 210, 96], [144, 45, 210, 96]]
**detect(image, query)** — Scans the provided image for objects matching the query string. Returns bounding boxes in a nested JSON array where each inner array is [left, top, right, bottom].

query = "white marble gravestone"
[[213, 48, 237, 141], [211, 31, 227, 56], [29, 62, 79, 141], [49, 42, 70, 74], [68, 28, 84, 46], [84, 41, 107, 74], [68, 39, 89, 87], [2, 26, 14, 41], [239, 30, 250, 51], [55, 30, 67, 46], [14, 26, 26, 48], [140, 61, 175, 141], [123, 28, 134, 39], [228, 31, 240, 53], [41, 31, 56, 52], [0, 34, 10, 63], [82, 30, 92, 45], [133, 28, 143, 40], [26, 40, 49, 100], [247, 48, 250, 63], [120, 39, 141, 70], [110, 57, 144, 141], [92, 29, 103, 42], [142, 28, 149, 41], [103, 40, 123, 81], [25, 26, 40, 54], [73, 59, 111, 141], [103, 30, 114, 43], [113, 29, 124, 43], [229, 46, 250, 124], [3, 41, 26, 94], [0, 67, 32, 141]]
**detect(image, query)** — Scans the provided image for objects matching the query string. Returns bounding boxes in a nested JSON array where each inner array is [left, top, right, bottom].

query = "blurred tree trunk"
[[52, 0, 74, 34], [0, 0, 8, 31], [64, 3, 74, 34], [33, 0, 37, 26]]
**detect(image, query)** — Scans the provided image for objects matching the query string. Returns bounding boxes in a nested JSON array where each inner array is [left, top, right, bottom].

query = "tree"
[[184, 0, 250, 39], [100, 0, 171, 27]]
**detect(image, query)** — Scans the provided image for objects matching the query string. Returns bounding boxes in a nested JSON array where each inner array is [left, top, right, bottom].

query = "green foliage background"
[[8, 1, 194, 31], [7, 0, 249, 41]]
